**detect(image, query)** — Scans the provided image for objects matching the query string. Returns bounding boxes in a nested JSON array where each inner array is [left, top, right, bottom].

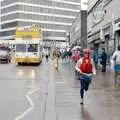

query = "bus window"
[[28, 44, 38, 52], [16, 44, 26, 52]]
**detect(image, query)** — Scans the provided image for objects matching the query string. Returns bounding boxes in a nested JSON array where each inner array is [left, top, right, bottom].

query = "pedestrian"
[[53, 48, 60, 70], [111, 45, 120, 82], [100, 48, 107, 72], [73, 50, 80, 80], [68, 50, 72, 62], [93, 50, 99, 70], [75, 48, 96, 105], [45, 50, 49, 62], [61, 50, 65, 62], [80, 48, 84, 57], [63, 49, 67, 62]]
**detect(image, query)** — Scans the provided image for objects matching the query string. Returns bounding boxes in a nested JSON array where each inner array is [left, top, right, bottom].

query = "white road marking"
[[28, 88, 40, 95], [14, 107, 34, 120], [26, 95, 34, 106], [14, 88, 40, 120]]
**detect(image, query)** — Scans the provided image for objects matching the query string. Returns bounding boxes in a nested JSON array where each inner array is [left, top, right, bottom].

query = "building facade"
[[0, 0, 80, 46], [70, 12, 81, 45], [88, 0, 120, 55], [69, 0, 88, 48]]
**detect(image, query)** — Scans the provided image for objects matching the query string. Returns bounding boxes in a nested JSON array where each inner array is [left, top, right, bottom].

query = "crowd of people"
[[73, 46, 120, 104], [45, 46, 113, 73], [71, 47, 109, 73], [43, 45, 120, 105]]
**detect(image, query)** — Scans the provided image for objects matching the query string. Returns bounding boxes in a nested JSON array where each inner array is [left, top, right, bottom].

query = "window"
[[103, 0, 112, 6], [92, 1, 105, 25], [16, 44, 26, 52], [27, 44, 38, 52]]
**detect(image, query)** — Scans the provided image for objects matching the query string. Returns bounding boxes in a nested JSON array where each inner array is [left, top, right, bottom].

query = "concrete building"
[[70, 12, 81, 45], [0, 0, 80, 46], [70, 11, 87, 47], [70, 0, 88, 48], [87, 0, 120, 54]]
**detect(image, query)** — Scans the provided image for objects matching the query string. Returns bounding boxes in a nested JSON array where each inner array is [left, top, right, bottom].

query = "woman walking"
[[53, 48, 60, 70]]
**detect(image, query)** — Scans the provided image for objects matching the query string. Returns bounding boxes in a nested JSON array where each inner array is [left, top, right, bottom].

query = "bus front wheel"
[[18, 63, 22, 65]]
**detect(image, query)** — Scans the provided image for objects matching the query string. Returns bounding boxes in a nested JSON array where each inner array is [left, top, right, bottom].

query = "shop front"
[[115, 30, 120, 49], [113, 20, 120, 50], [91, 31, 102, 51], [102, 23, 115, 63]]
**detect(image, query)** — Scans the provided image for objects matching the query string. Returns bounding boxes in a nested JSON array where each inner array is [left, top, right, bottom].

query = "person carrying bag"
[[75, 48, 96, 105]]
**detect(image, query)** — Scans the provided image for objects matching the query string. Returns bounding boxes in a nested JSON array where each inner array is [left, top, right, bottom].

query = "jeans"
[[80, 78, 90, 99]]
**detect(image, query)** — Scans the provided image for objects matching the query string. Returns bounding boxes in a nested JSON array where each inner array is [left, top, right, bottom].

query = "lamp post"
[[80, 0, 88, 49]]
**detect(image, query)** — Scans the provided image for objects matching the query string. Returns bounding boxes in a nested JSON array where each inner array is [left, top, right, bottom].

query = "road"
[[0, 59, 120, 120], [0, 60, 50, 120]]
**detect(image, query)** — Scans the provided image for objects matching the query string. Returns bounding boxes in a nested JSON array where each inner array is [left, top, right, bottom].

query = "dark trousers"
[[80, 79, 90, 99], [102, 64, 106, 72], [94, 62, 98, 70], [46, 55, 48, 62]]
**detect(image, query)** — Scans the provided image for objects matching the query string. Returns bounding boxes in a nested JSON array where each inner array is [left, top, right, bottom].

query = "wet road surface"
[[0, 59, 120, 120]]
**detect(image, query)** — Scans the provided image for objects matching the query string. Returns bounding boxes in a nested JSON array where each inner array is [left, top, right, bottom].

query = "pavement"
[[55, 61, 120, 120], [0, 58, 120, 120]]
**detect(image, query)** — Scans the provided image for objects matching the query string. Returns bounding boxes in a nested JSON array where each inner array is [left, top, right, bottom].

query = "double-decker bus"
[[15, 25, 43, 65]]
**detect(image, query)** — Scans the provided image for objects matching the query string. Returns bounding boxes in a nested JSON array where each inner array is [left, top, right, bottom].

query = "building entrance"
[[115, 30, 120, 50]]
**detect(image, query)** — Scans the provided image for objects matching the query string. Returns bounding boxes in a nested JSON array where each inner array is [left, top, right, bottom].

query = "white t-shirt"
[[111, 50, 120, 71], [111, 51, 120, 63]]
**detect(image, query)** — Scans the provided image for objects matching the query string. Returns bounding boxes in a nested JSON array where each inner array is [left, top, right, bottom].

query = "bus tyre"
[[18, 63, 21, 65], [40, 60, 42, 64], [9, 59, 11, 63], [37, 63, 40, 66], [7, 60, 9, 63]]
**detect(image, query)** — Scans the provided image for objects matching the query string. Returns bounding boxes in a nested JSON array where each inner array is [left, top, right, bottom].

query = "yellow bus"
[[15, 25, 43, 65]]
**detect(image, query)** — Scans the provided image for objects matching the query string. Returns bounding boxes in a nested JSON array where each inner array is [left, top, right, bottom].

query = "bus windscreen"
[[16, 44, 26, 52]]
